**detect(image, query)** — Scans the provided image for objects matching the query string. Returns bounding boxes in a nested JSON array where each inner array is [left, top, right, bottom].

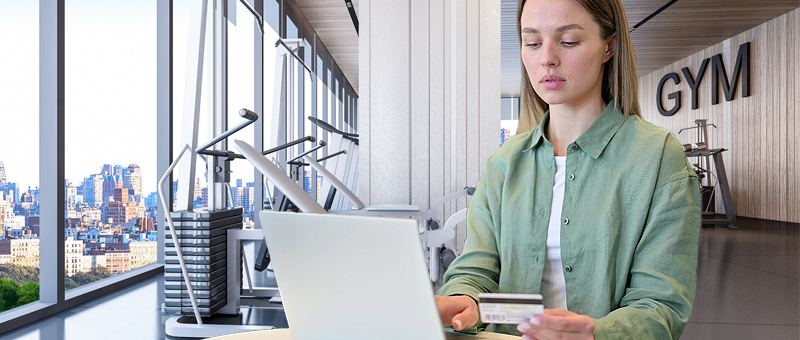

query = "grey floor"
[[1, 216, 797, 340]]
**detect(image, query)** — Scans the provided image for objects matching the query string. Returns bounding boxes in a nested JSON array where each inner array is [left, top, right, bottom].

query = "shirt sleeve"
[[436, 153, 504, 334], [593, 135, 702, 340]]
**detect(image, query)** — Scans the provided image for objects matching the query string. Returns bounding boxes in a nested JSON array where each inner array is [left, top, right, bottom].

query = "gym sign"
[[657, 42, 751, 116]]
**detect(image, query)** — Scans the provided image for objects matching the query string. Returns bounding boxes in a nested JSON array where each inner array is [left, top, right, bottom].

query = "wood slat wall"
[[638, 8, 799, 223]]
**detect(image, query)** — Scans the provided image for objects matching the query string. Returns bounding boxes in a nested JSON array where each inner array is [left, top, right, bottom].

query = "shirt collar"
[[522, 99, 625, 159]]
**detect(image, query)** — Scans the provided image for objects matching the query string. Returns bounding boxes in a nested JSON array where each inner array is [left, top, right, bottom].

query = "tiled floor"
[[682, 217, 800, 339], [1, 217, 797, 340]]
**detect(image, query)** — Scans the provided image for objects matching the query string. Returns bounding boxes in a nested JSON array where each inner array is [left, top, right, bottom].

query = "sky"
[[0, 0, 285, 196]]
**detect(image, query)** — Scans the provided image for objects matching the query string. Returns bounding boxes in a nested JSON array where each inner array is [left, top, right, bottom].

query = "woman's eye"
[[561, 41, 579, 47], [525, 43, 541, 49]]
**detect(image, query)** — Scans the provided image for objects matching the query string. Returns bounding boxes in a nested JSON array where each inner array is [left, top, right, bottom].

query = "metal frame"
[[685, 148, 737, 228], [39, 0, 66, 306], [157, 0, 173, 266]]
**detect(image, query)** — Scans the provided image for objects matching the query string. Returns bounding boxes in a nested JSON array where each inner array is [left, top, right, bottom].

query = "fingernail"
[[530, 317, 540, 325], [521, 335, 532, 340], [517, 321, 530, 332], [453, 319, 463, 330]]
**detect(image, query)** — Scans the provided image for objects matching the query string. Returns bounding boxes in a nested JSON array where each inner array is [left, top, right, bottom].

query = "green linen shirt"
[[437, 100, 701, 339]]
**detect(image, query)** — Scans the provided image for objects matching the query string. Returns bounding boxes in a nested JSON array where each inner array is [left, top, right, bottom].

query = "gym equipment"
[[680, 119, 735, 228]]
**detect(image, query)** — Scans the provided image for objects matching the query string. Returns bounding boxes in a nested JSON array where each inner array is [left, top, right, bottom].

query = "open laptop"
[[259, 211, 477, 340]]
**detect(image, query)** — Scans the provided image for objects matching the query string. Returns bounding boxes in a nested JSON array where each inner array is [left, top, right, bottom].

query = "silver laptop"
[[260, 211, 469, 340]]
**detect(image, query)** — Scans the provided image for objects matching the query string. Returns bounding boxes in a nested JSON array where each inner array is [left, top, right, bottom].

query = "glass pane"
[[286, 16, 298, 39], [0, 0, 40, 311], [262, 19, 280, 207], [173, 0, 210, 212], [64, 0, 157, 289], [303, 69, 313, 198], [501, 97, 511, 120], [327, 69, 334, 129], [263, 0, 279, 35], [500, 97, 519, 145], [333, 77, 339, 130], [228, 0, 256, 227]]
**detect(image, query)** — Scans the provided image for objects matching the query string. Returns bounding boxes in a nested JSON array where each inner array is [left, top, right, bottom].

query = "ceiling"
[[293, 0, 800, 98], [501, 0, 800, 97], [293, 0, 360, 95]]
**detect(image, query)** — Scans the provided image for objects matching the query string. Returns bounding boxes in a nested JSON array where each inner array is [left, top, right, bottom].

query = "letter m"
[[712, 42, 750, 105]]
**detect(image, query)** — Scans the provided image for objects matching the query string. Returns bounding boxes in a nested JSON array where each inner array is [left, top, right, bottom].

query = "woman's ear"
[[604, 33, 617, 62]]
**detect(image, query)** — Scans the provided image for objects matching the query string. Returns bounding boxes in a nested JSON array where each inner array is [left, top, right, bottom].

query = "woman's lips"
[[540, 75, 565, 90]]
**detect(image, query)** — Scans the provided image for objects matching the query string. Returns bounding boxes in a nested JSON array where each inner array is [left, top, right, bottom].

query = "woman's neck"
[[546, 96, 607, 156]]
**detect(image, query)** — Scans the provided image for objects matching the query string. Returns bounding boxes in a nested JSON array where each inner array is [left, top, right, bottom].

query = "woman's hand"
[[517, 309, 596, 340], [435, 295, 480, 331]]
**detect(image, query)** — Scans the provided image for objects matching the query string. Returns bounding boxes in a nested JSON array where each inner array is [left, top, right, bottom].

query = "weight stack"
[[164, 207, 243, 317]]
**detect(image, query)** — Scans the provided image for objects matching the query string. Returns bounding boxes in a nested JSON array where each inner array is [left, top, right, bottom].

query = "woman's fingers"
[[517, 310, 595, 340], [450, 305, 479, 331], [435, 295, 479, 330], [533, 313, 594, 333]]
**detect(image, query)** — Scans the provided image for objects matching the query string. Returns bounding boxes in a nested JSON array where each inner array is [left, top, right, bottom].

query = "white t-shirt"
[[541, 156, 568, 310]]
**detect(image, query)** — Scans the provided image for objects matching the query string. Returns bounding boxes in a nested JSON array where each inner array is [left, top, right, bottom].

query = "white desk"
[[207, 328, 520, 339]]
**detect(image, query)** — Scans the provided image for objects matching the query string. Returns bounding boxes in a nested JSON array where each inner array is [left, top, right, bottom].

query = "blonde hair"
[[516, 0, 641, 134]]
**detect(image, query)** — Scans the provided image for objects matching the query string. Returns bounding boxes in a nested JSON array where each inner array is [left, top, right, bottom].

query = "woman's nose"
[[539, 43, 558, 67]]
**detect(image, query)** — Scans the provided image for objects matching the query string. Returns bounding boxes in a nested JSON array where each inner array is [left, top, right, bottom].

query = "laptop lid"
[[260, 211, 446, 340]]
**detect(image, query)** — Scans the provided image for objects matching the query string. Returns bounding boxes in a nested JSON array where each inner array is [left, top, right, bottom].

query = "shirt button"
[[569, 173, 575, 181], [571, 144, 579, 151], [562, 217, 569, 225], [565, 265, 573, 272]]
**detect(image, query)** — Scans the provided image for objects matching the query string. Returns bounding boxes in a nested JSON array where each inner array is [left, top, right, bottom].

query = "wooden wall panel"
[[638, 8, 800, 223]]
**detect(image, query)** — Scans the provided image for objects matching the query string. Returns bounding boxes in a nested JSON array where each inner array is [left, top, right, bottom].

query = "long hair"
[[516, 0, 641, 134]]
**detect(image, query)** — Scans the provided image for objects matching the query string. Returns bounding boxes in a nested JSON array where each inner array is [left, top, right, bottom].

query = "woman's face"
[[520, 0, 612, 108]]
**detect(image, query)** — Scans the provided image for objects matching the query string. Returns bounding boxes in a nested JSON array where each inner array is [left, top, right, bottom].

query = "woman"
[[435, 0, 701, 339]]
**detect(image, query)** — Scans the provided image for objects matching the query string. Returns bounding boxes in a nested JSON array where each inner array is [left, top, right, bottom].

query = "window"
[[228, 0, 257, 226], [64, 0, 157, 289], [500, 97, 519, 144], [0, 1, 41, 313]]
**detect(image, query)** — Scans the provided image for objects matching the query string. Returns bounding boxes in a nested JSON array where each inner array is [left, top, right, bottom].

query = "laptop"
[[259, 211, 481, 340]]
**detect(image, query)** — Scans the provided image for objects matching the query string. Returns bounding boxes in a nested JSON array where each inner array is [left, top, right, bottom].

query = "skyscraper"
[[194, 178, 201, 201], [0, 161, 7, 188], [123, 164, 143, 197], [102, 175, 120, 204], [83, 174, 103, 207]]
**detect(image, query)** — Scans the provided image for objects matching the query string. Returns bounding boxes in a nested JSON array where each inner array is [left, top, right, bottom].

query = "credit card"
[[477, 293, 543, 324]]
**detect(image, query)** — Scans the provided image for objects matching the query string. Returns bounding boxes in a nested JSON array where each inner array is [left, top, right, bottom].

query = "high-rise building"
[[0, 199, 13, 230], [144, 192, 157, 208], [83, 174, 104, 207], [104, 188, 140, 225], [102, 174, 123, 204], [194, 177, 202, 201], [0, 161, 7, 188], [236, 185, 254, 216], [4, 182, 17, 204], [123, 164, 143, 196]]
